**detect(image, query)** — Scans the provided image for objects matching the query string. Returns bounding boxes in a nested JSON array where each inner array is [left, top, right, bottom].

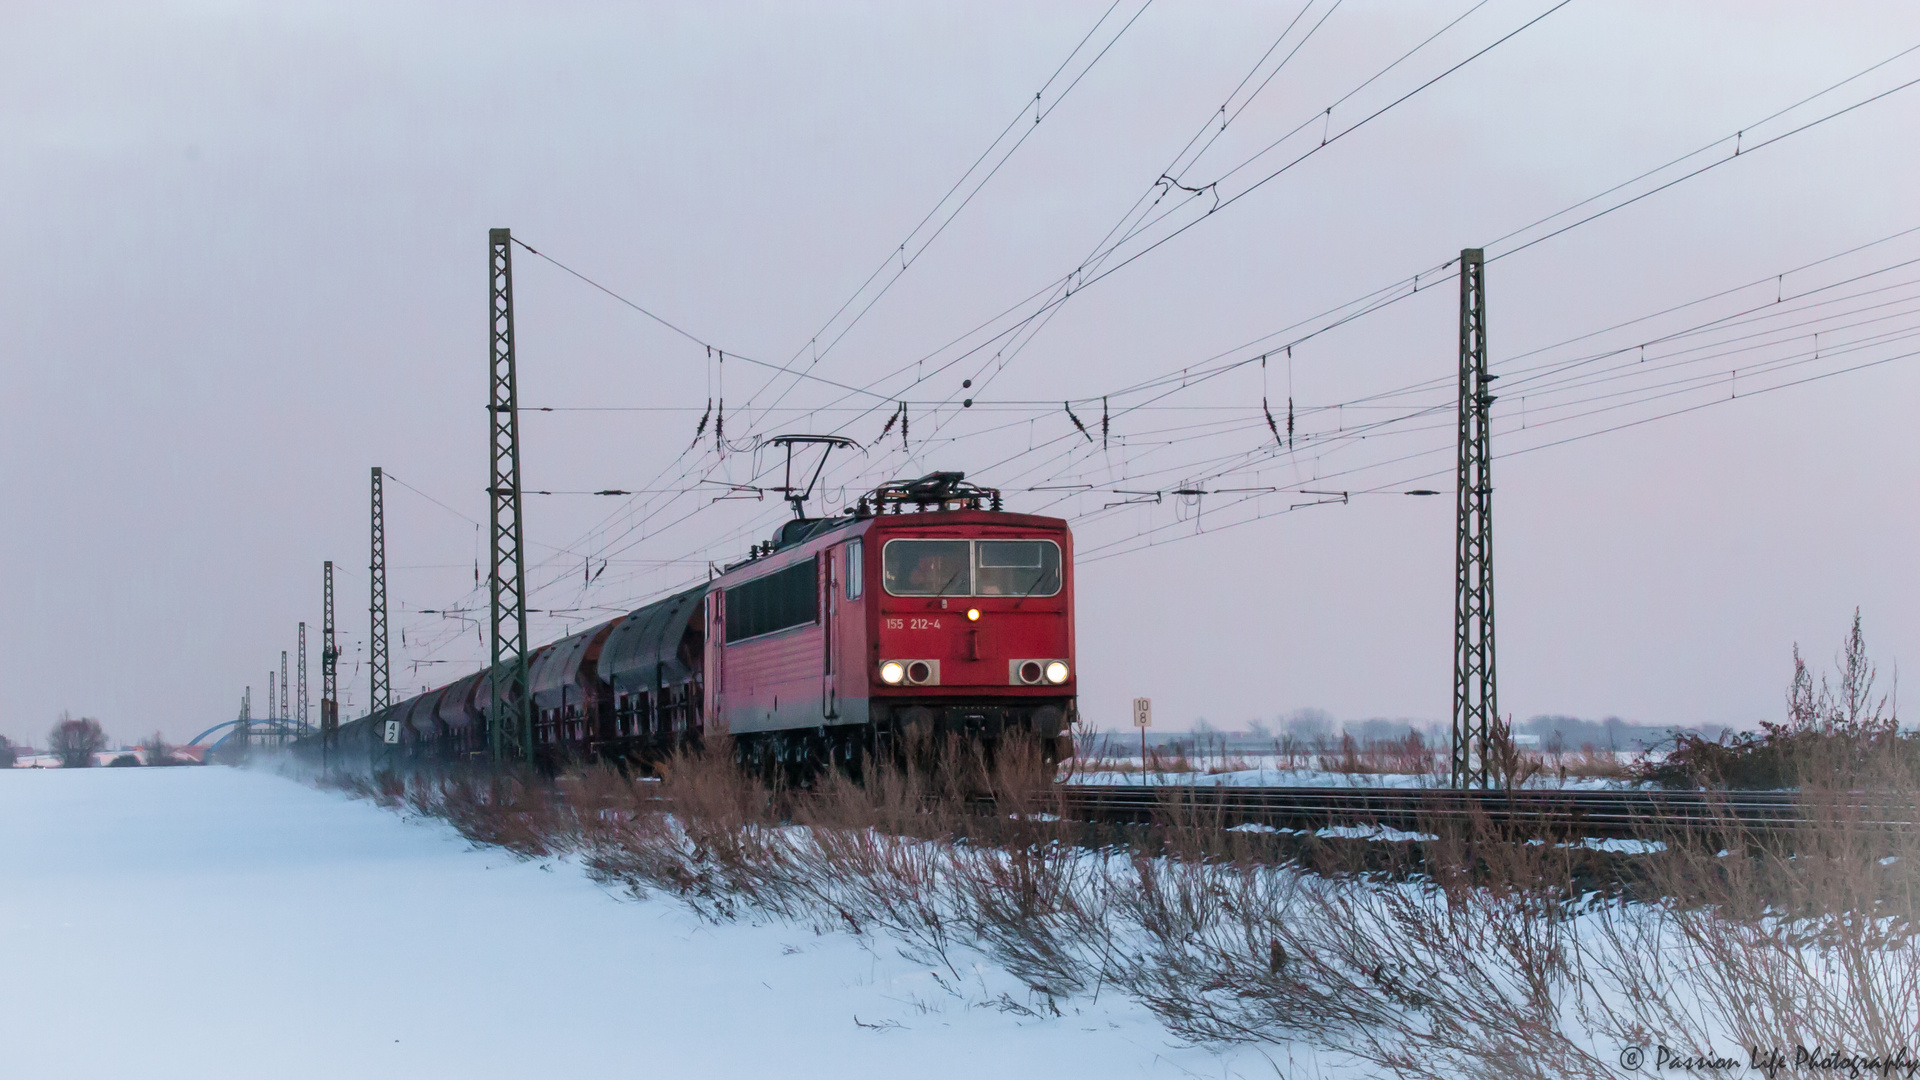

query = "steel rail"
[[1052, 784, 1915, 839]]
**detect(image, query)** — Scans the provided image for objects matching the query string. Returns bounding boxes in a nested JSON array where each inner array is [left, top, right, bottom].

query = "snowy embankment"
[[0, 765, 1282, 1080]]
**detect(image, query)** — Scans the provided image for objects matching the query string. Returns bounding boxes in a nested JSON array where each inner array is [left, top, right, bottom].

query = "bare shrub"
[[1584, 743, 1920, 1061], [48, 714, 106, 768], [432, 768, 565, 857], [1484, 714, 1543, 790], [1065, 730, 1218, 778], [559, 762, 644, 825], [1326, 732, 1367, 774], [1276, 733, 1311, 769], [580, 742, 800, 920], [371, 769, 406, 808], [1378, 731, 1440, 776], [142, 732, 184, 767], [319, 689, 1920, 1078], [1642, 610, 1915, 789], [1058, 729, 1131, 778], [1096, 804, 1622, 1080], [1146, 743, 1196, 775], [1544, 730, 1567, 774], [1562, 744, 1627, 780], [1322, 731, 1440, 777], [789, 767, 966, 970], [900, 735, 1093, 988], [1100, 760, 1920, 1076]]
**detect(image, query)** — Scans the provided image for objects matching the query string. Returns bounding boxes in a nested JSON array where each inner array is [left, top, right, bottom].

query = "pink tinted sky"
[[2, 1, 1916, 744]]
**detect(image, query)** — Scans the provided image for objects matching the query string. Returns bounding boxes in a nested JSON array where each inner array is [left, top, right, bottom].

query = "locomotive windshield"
[[882, 539, 1061, 598], [882, 539, 971, 596], [975, 540, 1060, 596]]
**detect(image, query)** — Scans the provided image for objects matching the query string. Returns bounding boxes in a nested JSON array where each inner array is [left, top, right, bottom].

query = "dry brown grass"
[[1073, 748, 1202, 776], [1324, 731, 1442, 777], [1560, 744, 1631, 780], [432, 769, 568, 856], [1584, 747, 1920, 1063], [320, 727, 1920, 1078]]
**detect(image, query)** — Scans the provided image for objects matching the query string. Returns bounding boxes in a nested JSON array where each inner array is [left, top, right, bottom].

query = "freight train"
[[321, 473, 1077, 773]]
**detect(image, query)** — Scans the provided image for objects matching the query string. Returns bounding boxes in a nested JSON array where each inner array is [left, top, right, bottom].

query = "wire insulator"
[[690, 398, 711, 448], [872, 405, 900, 448], [1064, 401, 1092, 442]]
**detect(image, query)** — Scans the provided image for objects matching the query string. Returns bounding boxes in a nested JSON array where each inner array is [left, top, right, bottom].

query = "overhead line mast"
[[1452, 248, 1496, 789], [370, 467, 390, 717], [321, 561, 340, 767], [235, 687, 251, 759], [297, 623, 308, 738], [488, 228, 533, 761]]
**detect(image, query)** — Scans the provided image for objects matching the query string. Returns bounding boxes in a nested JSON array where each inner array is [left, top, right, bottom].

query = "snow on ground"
[[0, 765, 1300, 1080], [1228, 822, 1441, 843]]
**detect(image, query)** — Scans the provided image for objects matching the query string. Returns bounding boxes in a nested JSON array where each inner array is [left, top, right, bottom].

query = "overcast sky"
[[5, 1, 1918, 746]]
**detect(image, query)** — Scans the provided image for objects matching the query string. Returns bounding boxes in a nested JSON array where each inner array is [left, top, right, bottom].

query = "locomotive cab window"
[[725, 560, 818, 642], [882, 538, 1061, 598], [974, 540, 1060, 597], [845, 541, 863, 600]]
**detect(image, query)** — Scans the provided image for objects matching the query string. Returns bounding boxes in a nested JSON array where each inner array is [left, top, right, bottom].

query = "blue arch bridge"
[[186, 718, 306, 755]]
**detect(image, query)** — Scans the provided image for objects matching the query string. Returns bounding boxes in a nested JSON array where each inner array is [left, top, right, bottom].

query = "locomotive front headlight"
[[880, 661, 905, 685], [966, 608, 980, 621], [1045, 660, 1070, 684]]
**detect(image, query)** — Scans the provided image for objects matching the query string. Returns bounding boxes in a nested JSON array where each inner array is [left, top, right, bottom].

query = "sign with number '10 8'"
[[1132, 698, 1152, 728]]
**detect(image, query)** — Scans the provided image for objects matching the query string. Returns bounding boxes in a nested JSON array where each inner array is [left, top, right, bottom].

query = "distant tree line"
[[13, 715, 191, 768]]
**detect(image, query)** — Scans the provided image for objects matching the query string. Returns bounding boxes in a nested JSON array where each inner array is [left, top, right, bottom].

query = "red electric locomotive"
[[330, 472, 1076, 773], [705, 472, 1076, 771]]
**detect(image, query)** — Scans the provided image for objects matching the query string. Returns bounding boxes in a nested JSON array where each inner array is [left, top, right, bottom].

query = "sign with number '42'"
[[382, 720, 401, 745], [1132, 698, 1152, 728]]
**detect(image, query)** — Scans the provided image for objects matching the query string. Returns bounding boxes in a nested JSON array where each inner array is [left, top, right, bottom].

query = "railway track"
[[1053, 784, 1913, 839]]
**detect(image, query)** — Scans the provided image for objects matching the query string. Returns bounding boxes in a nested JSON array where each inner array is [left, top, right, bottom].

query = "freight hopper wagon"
[[322, 473, 1077, 773]]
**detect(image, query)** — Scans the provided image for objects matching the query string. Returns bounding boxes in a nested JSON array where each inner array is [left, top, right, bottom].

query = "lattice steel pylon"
[[297, 622, 308, 738], [235, 687, 252, 758], [279, 650, 289, 745], [321, 562, 340, 764], [370, 466, 390, 716], [488, 228, 533, 762], [1452, 247, 1497, 789]]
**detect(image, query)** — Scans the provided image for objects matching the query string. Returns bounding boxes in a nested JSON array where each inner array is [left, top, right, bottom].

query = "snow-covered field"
[[0, 765, 1282, 1079]]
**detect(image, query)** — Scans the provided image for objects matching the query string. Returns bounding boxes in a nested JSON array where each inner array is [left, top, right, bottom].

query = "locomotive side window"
[[845, 541, 863, 600], [974, 540, 1061, 597], [882, 540, 972, 597], [725, 560, 819, 642]]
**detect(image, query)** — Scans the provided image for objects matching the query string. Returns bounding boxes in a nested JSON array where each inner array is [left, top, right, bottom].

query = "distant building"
[[5, 746, 207, 767]]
